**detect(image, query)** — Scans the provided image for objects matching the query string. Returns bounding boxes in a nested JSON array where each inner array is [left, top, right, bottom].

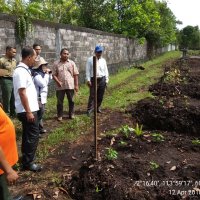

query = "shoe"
[[40, 129, 47, 134], [87, 109, 93, 116], [12, 195, 24, 200], [23, 163, 43, 172], [97, 108, 103, 113], [57, 117, 62, 121], [69, 114, 75, 119]]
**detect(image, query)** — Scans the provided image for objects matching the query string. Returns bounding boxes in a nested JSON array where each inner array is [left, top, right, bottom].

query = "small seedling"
[[152, 133, 165, 142], [120, 125, 134, 138], [119, 141, 127, 146], [105, 147, 118, 160], [150, 161, 159, 170], [95, 185, 102, 193], [134, 123, 143, 137], [159, 99, 164, 105], [192, 139, 200, 145]]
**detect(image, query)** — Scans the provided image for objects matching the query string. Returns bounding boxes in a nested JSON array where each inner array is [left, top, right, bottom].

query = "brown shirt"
[[0, 56, 16, 77], [52, 59, 79, 90]]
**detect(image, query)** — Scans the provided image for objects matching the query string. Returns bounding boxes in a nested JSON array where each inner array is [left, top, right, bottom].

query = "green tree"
[[179, 26, 200, 50], [75, 0, 118, 32], [30, 0, 78, 24], [145, 1, 177, 56], [0, 0, 10, 13]]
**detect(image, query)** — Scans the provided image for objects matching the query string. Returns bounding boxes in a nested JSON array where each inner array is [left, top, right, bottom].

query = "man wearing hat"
[[32, 57, 52, 135], [86, 45, 109, 116]]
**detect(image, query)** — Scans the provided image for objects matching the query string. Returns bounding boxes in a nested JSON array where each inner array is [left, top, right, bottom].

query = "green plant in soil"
[[134, 123, 143, 137], [120, 125, 134, 138], [105, 147, 118, 160], [192, 139, 200, 145], [152, 133, 165, 142], [95, 185, 102, 193], [119, 141, 127, 146], [150, 161, 159, 170], [164, 68, 182, 84], [159, 99, 164, 105]]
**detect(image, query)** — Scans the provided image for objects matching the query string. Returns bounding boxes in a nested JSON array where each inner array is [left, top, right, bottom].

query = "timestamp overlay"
[[133, 180, 200, 196]]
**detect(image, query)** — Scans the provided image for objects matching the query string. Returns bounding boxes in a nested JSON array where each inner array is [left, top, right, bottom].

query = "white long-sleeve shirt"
[[33, 73, 52, 104], [86, 56, 109, 83]]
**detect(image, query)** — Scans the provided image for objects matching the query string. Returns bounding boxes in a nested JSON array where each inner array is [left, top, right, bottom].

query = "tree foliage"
[[178, 26, 200, 50], [0, 0, 178, 48], [75, 0, 118, 32]]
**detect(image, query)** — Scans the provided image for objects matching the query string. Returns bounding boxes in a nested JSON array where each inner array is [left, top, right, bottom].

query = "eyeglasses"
[[35, 49, 41, 50]]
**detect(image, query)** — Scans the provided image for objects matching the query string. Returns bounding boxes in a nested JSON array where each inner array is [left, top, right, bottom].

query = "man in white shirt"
[[86, 45, 109, 116], [13, 47, 42, 172]]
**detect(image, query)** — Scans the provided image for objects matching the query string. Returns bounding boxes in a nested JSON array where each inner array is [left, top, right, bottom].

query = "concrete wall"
[[0, 13, 147, 83]]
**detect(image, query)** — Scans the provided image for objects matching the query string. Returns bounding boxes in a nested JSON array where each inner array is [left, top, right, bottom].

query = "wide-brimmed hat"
[[34, 57, 48, 69]]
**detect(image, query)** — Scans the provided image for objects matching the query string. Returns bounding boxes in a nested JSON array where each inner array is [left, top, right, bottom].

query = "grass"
[[36, 115, 91, 160], [15, 51, 181, 161]]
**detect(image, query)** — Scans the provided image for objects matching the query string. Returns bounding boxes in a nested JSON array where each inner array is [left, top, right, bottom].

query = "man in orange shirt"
[[0, 103, 19, 200]]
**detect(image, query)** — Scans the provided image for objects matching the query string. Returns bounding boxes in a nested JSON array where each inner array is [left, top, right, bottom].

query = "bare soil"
[[65, 57, 200, 200], [11, 57, 200, 200]]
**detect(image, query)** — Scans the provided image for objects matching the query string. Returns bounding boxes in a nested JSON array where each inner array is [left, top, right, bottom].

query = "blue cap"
[[95, 45, 104, 53]]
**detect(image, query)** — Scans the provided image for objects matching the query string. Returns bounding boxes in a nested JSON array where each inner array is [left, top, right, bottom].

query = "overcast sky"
[[166, 0, 200, 29]]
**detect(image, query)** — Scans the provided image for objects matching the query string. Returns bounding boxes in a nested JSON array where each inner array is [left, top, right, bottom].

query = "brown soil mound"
[[65, 57, 200, 200], [134, 57, 200, 135], [132, 97, 200, 134], [67, 132, 200, 200]]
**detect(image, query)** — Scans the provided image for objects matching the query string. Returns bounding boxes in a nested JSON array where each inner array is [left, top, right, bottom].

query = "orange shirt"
[[0, 107, 18, 175]]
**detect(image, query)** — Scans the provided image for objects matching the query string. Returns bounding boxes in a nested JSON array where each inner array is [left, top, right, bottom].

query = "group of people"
[[0, 44, 109, 199]]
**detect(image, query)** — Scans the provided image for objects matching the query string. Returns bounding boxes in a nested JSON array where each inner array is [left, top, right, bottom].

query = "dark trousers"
[[56, 89, 74, 117], [38, 103, 45, 132], [0, 77, 15, 116], [17, 112, 39, 167], [87, 76, 106, 111], [0, 174, 11, 200]]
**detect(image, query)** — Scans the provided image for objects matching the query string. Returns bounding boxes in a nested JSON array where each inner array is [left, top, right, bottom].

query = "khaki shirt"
[[0, 56, 16, 77], [52, 59, 79, 90]]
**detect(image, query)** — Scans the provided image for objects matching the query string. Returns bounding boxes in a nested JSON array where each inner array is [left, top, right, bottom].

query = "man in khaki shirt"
[[52, 48, 79, 120], [0, 46, 17, 116]]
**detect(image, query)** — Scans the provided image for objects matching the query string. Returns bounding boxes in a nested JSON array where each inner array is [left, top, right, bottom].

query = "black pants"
[[17, 112, 39, 167], [0, 77, 15, 116], [87, 76, 106, 111], [0, 174, 11, 200], [38, 103, 45, 132], [56, 89, 74, 117]]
